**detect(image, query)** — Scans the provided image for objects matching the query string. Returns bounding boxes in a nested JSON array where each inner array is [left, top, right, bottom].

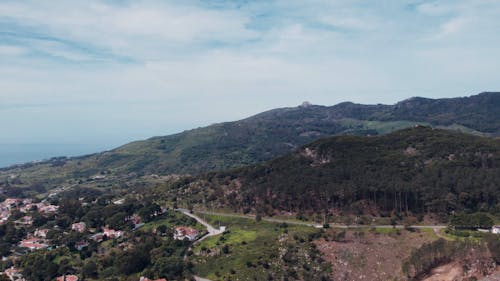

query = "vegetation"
[[402, 239, 484, 279], [191, 214, 331, 281], [0, 192, 197, 281], [1, 93, 499, 186], [449, 213, 494, 229], [170, 127, 500, 218], [0, 93, 500, 280]]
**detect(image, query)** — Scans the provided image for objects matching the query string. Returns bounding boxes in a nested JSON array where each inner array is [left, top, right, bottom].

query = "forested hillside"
[[171, 127, 500, 216], [1, 92, 499, 187]]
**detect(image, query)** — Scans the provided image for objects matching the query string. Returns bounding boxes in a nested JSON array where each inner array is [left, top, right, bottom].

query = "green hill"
[[171, 127, 500, 216], [1, 92, 499, 188]]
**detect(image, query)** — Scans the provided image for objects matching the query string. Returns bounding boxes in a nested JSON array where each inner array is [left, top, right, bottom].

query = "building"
[[56, 275, 79, 281], [75, 241, 89, 251], [139, 277, 167, 281], [19, 238, 49, 251], [173, 226, 198, 241], [0, 210, 10, 224], [492, 225, 500, 234], [3, 266, 25, 281], [15, 216, 33, 226], [103, 228, 124, 239], [3, 198, 22, 209], [90, 233, 105, 242], [34, 228, 50, 238], [38, 203, 59, 214], [126, 214, 142, 227], [71, 222, 86, 233]]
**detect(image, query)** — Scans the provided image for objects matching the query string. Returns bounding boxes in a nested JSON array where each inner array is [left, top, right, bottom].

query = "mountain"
[[170, 127, 500, 216], [1, 92, 499, 187]]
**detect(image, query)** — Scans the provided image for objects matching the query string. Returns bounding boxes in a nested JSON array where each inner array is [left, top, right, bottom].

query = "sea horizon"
[[0, 143, 110, 168]]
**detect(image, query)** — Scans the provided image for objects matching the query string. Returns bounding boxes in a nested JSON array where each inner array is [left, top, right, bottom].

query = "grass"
[[434, 228, 486, 242], [373, 227, 401, 234], [139, 211, 205, 234], [190, 214, 321, 281]]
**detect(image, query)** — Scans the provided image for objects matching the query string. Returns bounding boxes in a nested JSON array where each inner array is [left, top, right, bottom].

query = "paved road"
[[176, 208, 225, 243], [176, 209, 227, 281], [178, 208, 447, 281], [193, 209, 447, 230]]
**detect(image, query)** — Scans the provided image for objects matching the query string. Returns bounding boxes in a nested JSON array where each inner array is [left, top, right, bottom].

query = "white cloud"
[[0, 1, 258, 60], [0, 45, 26, 56], [1, 0, 500, 149]]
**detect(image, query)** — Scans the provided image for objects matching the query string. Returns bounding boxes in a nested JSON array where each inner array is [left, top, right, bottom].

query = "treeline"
[[449, 213, 494, 229], [402, 239, 483, 279], [172, 127, 500, 216]]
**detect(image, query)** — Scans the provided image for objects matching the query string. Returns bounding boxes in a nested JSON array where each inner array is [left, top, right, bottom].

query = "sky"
[[1, 0, 500, 165]]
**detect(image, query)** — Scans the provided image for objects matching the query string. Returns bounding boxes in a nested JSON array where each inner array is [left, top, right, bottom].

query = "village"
[[0, 195, 202, 281]]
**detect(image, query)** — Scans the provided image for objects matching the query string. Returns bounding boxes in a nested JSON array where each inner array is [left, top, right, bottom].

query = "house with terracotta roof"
[[103, 228, 123, 239], [3, 266, 25, 281], [15, 216, 33, 226], [34, 228, 50, 238], [0, 210, 10, 224], [3, 198, 22, 209], [173, 226, 198, 241], [56, 274, 79, 281], [71, 222, 86, 233], [126, 214, 144, 228], [37, 203, 59, 214], [19, 237, 49, 251]]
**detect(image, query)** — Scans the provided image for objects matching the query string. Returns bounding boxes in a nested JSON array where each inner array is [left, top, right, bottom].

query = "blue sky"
[[1, 0, 500, 160]]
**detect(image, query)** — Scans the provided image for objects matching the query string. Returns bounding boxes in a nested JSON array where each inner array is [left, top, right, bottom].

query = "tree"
[[83, 260, 98, 279], [156, 225, 168, 235], [255, 213, 262, 222]]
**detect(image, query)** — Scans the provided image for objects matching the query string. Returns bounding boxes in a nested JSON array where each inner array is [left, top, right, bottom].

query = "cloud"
[[1, 0, 500, 148]]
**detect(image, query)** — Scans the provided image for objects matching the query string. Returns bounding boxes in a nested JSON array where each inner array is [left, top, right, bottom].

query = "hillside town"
[[0, 195, 200, 281]]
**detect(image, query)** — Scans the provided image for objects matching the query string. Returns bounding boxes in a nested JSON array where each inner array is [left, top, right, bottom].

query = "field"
[[190, 214, 330, 281]]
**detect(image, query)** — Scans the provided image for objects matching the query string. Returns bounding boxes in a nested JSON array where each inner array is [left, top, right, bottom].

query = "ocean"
[[0, 143, 107, 168]]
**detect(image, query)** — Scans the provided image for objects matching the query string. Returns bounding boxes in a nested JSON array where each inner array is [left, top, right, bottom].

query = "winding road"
[[176, 208, 225, 243], [175, 209, 226, 281]]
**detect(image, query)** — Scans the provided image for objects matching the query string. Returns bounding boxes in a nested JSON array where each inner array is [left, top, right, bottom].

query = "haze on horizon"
[[1, 0, 500, 167]]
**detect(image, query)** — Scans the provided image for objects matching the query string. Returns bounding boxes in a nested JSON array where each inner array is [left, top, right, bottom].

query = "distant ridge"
[[1, 92, 499, 185]]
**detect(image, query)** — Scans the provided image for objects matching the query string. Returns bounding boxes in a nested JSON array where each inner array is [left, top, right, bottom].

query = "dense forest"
[[170, 127, 500, 217]]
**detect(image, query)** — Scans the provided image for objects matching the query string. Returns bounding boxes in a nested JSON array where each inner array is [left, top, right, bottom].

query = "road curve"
[[176, 208, 225, 243], [176, 209, 226, 281]]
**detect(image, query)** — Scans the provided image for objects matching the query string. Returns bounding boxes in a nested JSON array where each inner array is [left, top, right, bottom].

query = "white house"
[[174, 226, 198, 241], [492, 225, 500, 234]]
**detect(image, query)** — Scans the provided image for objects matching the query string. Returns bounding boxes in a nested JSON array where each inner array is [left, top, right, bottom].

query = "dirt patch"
[[315, 229, 436, 281], [418, 249, 498, 281], [422, 262, 463, 281]]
